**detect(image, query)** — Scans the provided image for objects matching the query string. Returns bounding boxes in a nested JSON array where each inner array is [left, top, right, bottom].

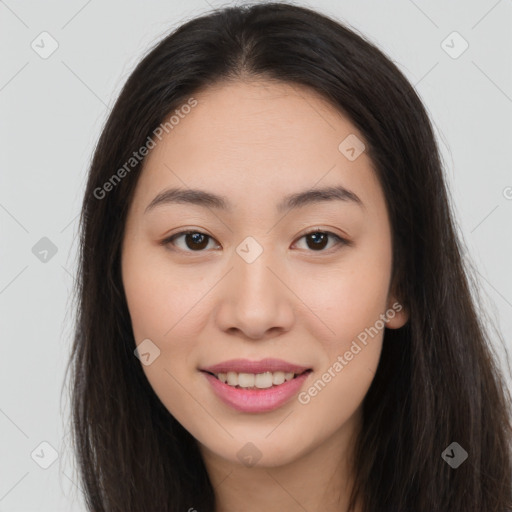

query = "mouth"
[[199, 358, 313, 390], [200, 364, 313, 413], [201, 369, 313, 390]]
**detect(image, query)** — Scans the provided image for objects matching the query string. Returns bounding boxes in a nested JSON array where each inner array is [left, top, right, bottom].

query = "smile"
[[200, 362, 313, 413], [206, 370, 309, 389]]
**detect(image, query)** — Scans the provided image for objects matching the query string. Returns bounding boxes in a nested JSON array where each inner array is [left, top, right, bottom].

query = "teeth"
[[238, 373, 255, 388], [254, 373, 272, 388], [272, 371, 285, 385], [215, 371, 300, 388]]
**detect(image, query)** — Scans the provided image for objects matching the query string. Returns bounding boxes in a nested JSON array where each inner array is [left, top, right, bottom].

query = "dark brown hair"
[[64, 2, 512, 511]]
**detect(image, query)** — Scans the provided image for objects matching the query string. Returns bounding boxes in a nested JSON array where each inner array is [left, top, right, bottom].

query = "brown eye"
[[183, 232, 209, 250], [163, 231, 218, 252], [305, 232, 329, 250], [294, 230, 347, 252]]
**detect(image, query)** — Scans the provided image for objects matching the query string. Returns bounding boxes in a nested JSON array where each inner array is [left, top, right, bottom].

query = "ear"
[[384, 293, 409, 329]]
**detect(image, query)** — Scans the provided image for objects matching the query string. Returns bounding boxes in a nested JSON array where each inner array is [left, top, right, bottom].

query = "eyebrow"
[[144, 185, 364, 214]]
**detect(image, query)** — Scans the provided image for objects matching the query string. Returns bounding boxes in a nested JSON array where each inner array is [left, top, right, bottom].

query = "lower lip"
[[202, 371, 312, 413]]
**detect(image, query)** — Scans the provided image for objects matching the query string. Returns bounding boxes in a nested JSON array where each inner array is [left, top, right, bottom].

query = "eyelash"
[[160, 228, 351, 255]]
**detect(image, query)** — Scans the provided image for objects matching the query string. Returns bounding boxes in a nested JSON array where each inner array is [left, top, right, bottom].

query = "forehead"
[[165, 79, 359, 159], [132, 79, 382, 216]]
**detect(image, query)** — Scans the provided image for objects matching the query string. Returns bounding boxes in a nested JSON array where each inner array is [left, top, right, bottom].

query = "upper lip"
[[200, 358, 311, 374]]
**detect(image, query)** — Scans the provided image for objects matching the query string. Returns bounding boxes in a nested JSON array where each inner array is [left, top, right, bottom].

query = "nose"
[[214, 244, 295, 341]]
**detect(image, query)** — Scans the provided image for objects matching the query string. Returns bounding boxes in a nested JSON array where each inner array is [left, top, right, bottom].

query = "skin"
[[121, 79, 409, 511]]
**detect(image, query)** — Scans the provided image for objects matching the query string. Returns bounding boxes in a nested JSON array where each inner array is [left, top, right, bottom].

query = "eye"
[[162, 228, 350, 254], [162, 230, 220, 252], [293, 229, 349, 252]]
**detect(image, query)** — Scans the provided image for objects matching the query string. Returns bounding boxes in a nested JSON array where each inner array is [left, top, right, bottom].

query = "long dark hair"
[[64, 2, 512, 510]]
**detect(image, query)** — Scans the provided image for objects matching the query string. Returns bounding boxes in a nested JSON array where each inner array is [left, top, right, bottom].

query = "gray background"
[[1, 0, 511, 510]]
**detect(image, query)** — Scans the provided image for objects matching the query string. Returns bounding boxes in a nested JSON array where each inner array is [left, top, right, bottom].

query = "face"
[[121, 79, 408, 469]]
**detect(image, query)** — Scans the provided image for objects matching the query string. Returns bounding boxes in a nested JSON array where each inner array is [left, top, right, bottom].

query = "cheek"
[[122, 244, 209, 343], [122, 245, 211, 425], [295, 235, 392, 350], [294, 256, 391, 435]]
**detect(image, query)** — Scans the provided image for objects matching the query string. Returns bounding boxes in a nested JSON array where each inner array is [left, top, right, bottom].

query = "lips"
[[200, 358, 311, 374], [199, 358, 313, 412], [202, 367, 312, 413]]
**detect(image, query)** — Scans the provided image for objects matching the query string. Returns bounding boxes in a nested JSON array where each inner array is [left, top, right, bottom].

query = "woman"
[[65, 3, 512, 511]]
